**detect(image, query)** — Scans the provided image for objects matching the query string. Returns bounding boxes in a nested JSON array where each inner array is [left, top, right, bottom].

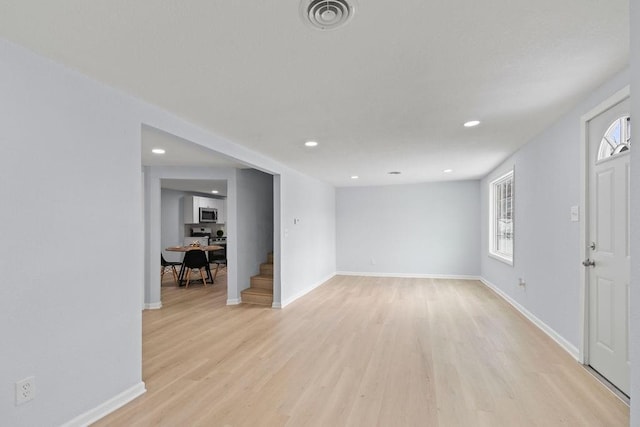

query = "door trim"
[[578, 85, 630, 364]]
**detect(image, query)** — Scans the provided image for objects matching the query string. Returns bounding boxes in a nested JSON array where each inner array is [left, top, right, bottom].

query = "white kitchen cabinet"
[[183, 195, 200, 224], [200, 197, 217, 209], [183, 195, 226, 224], [212, 199, 226, 223]]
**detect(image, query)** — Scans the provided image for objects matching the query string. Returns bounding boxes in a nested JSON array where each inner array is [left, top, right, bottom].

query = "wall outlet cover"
[[570, 205, 580, 222], [15, 376, 35, 405]]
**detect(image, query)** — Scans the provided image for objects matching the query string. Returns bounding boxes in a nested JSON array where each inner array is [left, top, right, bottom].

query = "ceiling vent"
[[300, 0, 356, 30]]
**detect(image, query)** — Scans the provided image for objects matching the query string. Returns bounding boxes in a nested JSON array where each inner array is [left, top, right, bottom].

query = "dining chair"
[[182, 249, 211, 288], [208, 245, 227, 282], [161, 254, 182, 286], [213, 259, 227, 282]]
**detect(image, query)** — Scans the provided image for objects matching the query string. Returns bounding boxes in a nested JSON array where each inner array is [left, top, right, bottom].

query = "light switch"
[[570, 205, 579, 222]]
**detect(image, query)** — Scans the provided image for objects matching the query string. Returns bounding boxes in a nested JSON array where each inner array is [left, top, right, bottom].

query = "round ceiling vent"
[[300, 0, 356, 31]]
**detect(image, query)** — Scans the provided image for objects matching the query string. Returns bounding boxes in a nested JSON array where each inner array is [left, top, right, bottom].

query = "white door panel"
[[595, 168, 615, 253], [587, 96, 630, 395], [625, 164, 630, 258], [594, 277, 613, 351]]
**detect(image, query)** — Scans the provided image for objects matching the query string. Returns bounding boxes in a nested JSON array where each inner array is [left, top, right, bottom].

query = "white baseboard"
[[279, 273, 335, 308], [336, 271, 481, 280], [144, 302, 162, 310], [226, 298, 241, 305], [479, 278, 580, 361], [62, 382, 146, 427]]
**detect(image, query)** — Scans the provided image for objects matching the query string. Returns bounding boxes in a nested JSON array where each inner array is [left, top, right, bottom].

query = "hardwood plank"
[[93, 276, 629, 426]]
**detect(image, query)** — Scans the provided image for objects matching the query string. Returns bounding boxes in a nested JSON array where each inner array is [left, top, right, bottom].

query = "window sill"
[[489, 252, 513, 266]]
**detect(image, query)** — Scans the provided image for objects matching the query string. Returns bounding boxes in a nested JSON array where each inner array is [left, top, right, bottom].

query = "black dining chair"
[[182, 249, 212, 288], [208, 245, 227, 282], [161, 254, 182, 286]]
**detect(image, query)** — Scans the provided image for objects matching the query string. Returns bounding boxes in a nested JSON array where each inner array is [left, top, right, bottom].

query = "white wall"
[[629, 0, 639, 422], [480, 67, 630, 358], [336, 181, 480, 277], [0, 40, 144, 425], [236, 169, 274, 294], [278, 170, 336, 307], [160, 188, 186, 263]]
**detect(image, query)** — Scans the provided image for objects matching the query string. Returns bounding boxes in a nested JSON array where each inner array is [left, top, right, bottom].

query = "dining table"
[[165, 244, 223, 285], [165, 244, 223, 253]]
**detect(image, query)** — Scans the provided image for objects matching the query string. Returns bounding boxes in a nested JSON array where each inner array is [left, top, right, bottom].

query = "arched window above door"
[[597, 116, 630, 161]]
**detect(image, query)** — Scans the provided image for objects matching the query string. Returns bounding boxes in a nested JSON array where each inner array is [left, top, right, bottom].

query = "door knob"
[[589, 242, 596, 250], [582, 259, 596, 267]]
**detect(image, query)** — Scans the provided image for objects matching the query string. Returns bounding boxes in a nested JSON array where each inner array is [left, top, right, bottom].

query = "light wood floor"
[[94, 276, 629, 426]]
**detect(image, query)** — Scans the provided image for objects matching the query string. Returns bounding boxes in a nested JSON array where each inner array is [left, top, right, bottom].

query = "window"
[[597, 116, 630, 161], [489, 170, 514, 265]]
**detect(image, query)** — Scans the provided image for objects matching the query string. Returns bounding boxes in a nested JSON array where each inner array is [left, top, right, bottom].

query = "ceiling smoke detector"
[[300, 0, 356, 30]]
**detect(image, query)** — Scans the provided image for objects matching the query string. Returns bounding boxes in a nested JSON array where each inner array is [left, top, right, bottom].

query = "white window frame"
[[489, 169, 514, 265], [596, 115, 631, 162]]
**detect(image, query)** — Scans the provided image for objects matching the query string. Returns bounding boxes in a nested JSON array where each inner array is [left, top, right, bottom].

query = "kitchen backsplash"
[[184, 223, 226, 237]]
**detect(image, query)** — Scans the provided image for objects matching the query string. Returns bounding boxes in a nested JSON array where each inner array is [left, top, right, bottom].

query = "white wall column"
[[272, 174, 282, 307], [143, 167, 162, 309]]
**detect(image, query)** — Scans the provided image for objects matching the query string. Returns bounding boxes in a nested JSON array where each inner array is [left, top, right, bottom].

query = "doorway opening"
[[140, 124, 281, 309]]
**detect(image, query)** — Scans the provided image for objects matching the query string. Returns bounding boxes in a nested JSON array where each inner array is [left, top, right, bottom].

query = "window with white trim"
[[597, 116, 630, 161], [489, 170, 514, 264]]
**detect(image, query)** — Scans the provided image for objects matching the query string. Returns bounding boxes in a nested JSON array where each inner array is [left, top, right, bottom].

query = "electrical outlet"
[[370, 257, 375, 265], [15, 376, 35, 405], [518, 277, 526, 287]]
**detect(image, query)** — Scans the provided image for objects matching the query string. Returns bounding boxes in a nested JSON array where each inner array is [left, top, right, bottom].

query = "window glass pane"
[[490, 171, 514, 262], [598, 116, 631, 161], [610, 121, 621, 144]]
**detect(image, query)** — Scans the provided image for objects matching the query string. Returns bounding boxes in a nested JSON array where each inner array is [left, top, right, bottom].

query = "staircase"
[[241, 252, 273, 306]]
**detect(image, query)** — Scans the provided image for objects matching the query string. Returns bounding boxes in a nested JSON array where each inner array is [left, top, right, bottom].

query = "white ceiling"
[[0, 1, 629, 186], [141, 125, 246, 169]]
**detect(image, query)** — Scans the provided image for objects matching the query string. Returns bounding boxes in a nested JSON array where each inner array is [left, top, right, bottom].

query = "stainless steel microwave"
[[199, 207, 218, 223]]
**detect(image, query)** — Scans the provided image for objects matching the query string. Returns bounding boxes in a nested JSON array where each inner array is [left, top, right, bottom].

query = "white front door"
[[586, 96, 630, 395]]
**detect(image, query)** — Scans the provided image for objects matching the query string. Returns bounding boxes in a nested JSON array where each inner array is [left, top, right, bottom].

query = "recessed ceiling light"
[[151, 148, 166, 154], [463, 120, 480, 127], [351, 175, 359, 179], [443, 169, 453, 173], [211, 190, 219, 194], [388, 171, 402, 175], [304, 141, 318, 147]]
